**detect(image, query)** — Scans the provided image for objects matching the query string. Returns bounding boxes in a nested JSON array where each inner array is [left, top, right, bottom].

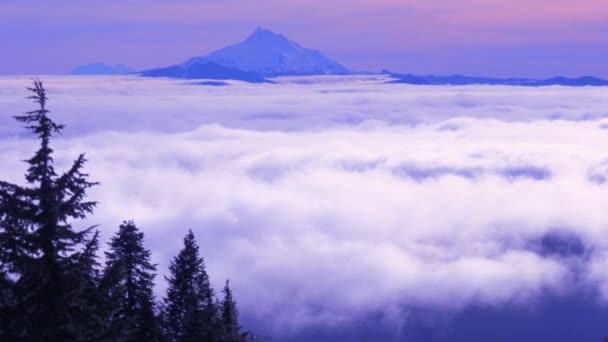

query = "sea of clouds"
[[0, 75, 607, 336]]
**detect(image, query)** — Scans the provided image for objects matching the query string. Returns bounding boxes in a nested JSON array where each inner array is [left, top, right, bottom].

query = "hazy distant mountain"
[[186, 27, 350, 77], [69, 63, 134, 75], [140, 60, 271, 83], [385, 71, 608, 87], [380, 71, 430, 84], [531, 76, 608, 86]]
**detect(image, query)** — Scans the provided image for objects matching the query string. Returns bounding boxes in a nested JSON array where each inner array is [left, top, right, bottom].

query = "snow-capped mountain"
[[186, 27, 350, 77]]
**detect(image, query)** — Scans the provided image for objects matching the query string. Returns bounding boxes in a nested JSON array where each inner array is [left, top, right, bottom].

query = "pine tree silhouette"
[[220, 280, 247, 342], [162, 230, 219, 342], [101, 220, 160, 341], [0, 80, 100, 341]]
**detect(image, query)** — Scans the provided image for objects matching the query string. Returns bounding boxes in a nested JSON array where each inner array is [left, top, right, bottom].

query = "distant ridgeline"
[[69, 27, 608, 86], [383, 70, 608, 87]]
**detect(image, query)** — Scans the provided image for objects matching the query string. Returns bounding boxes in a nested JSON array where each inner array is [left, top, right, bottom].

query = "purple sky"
[[1, 0, 608, 77]]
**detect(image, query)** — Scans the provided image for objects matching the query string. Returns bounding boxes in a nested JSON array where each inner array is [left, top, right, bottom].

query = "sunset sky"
[[2, 0, 607, 77]]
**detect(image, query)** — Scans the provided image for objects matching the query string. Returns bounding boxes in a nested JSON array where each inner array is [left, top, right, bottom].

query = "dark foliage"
[[162, 230, 219, 342], [101, 220, 160, 341], [0, 79, 100, 341], [219, 280, 247, 342]]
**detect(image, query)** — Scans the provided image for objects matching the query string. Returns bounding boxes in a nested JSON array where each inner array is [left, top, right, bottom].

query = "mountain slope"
[[140, 61, 271, 83], [186, 27, 350, 77]]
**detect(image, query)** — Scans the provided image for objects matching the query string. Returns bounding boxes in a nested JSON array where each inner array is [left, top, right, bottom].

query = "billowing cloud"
[[0, 76, 608, 337]]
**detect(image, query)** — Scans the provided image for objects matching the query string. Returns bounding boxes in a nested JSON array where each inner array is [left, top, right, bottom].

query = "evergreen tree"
[[0, 260, 15, 340], [67, 231, 106, 340], [163, 230, 219, 342], [0, 209, 17, 340], [0, 80, 100, 341], [219, 280, 247, 342], [101, 220, 160, 341]]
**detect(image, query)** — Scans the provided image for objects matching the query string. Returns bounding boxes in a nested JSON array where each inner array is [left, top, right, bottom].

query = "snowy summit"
[[186, 27, 350, 77]]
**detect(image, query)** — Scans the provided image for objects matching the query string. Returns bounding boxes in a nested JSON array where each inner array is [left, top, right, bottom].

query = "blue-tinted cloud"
[[1, 76, 608, 339]]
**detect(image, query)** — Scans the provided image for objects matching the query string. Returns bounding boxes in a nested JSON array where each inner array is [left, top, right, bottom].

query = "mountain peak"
[[254, 26, 272, 34], [245, 27, 290, 45], [190, 27, 349, 77]]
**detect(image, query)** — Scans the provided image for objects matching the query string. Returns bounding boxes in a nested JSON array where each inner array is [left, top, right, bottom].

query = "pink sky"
[[1, 0, 607, 76]]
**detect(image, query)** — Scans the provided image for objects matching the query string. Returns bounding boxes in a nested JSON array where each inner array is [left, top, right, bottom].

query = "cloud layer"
[[1, 75, 607, 136], [0, 76, 608, 337]]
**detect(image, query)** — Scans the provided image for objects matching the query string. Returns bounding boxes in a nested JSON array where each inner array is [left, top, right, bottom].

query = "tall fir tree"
[[219, 280, 246, 342], [101, 220, 160, 341], [163, 230, 219, 342], [0, 80, 100, 341], [0, 247, 15, 340], [0, 208, 17, 340]]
